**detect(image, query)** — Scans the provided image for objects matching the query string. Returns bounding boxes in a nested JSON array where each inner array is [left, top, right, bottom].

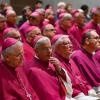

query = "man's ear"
[[85, 38, 90, 45], [34, 48, 38, 54], [5, 54, 10, 62]]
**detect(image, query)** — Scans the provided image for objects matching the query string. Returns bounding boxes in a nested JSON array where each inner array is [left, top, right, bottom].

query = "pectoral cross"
[[27, 93, 32, 100]]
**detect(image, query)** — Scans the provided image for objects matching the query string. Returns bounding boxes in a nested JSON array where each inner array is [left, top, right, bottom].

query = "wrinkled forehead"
[[34, 27, 41, 31], [90, 30, 99, 37], [14, 44, 23, 52], [75, 12, 85, 18], [45, 24, 54, 30], [60, 36, 70, 42], [37, 40, 51, 49], [7, 13, 16, 17], [30, 28, 41, 34], [11, 29, 21, 35], [56, 36, 70, 44]]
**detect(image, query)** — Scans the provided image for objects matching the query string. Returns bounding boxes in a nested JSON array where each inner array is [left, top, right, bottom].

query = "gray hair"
[[3, 29, 21, 40], [81, 29, 96, 45], [60, 13, 72, 24], [52, 35, 69, 51], [78, 9, 84, 13], [2, 41, 23, 59], [0, 14, 6, 21], [34, 37, 50, 49], [43, 24, 54, 32], [26, 27, 41, 38], [57, 2, 66, 9]]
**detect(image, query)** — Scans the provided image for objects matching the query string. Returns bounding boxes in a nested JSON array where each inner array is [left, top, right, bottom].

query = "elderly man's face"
[[4, 30, 21, 41], [27, 28, 41, 44], [87, 31, 100, 51], [35, 3, 42, 9], [56, 37, 73, 58], [11, 30, 21, 41], [30, 17, 40, 26], [6, 44, 24, 68], [25, 9, 32, 17], [93, 13, 100, 24], [47, 11, 55, 21], [61, 18, 72, 29], [7, 14, 17, 24], [95, 38, 100, 50], [76, 13, 85, 25], [0, 20, 6, 30], [43, 26, 56, 39], [36, 40, 52, 62]]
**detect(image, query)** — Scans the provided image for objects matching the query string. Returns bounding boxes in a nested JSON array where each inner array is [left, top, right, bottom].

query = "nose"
[[53, 30, 56, 33], [48, 47, 52, 52], [97, 38, 100, 43], [68, 42, 73, 49], [46, 48, 52, 55]]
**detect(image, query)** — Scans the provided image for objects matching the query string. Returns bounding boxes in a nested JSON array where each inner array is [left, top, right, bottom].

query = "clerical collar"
[[91, 20, 98, 26], [34, 56, 49, 67], [7, 22, 17, 28], [81, 47, 93, 58], [60, 25, 68, 34], [75, 23, 84, 29], [55, 53, 70, 64], [2, 61, 17, 78]]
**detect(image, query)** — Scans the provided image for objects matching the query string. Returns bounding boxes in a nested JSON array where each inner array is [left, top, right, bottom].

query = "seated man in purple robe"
[[85, 7, 100, 35], [42, 24, 56, 40], [93, 37, 100, 72], [3, 27, 35, 62], [0, 38, 39, 100], [35, 8, 45, 29], [69, 10, 85, 44], [0, 14, 7, 54], [55, 13, 72, 35], [71, 29, 100, 96], [52, 34, 99, 100], [55, 12, 80, 50], [25, 26, 41, 46], [19, 11, 40, 42], [6, 10, 18, 28], [24, 35, 75, 100], [43, 8, 55, 26]]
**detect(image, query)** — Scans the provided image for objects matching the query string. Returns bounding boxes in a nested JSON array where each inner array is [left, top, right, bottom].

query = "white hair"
[[35, 8, 45, 14], [78, 9, 84, 13], [2, 41, 23, 59], [60, 13, 72, 25], [62, 13, 72, 20], [34, 37, 50, 49], [3, 29, 21, 40], [26, 27, 41, 38], [43, 24, 54, 32], [57, 2, 66, 9], [6, 10, 16, 16], [52, 35, 69, 51]]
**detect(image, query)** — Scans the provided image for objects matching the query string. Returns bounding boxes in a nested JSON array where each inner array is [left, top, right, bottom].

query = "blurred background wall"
[[0, 0, 100, 15]]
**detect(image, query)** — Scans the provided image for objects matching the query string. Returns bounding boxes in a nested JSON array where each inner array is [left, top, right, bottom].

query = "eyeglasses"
[[60, 42, 72, 47], [39, 47, 52, 52], [88, 36, 100, 40], [45, 29, 55, 31], [14, 36, 21, 40], [0, 20, 6, 23]]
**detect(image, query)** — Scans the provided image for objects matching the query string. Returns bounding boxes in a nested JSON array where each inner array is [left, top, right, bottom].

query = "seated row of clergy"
[[0, 6, 100, 49], [0, 28, 100, 100]]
